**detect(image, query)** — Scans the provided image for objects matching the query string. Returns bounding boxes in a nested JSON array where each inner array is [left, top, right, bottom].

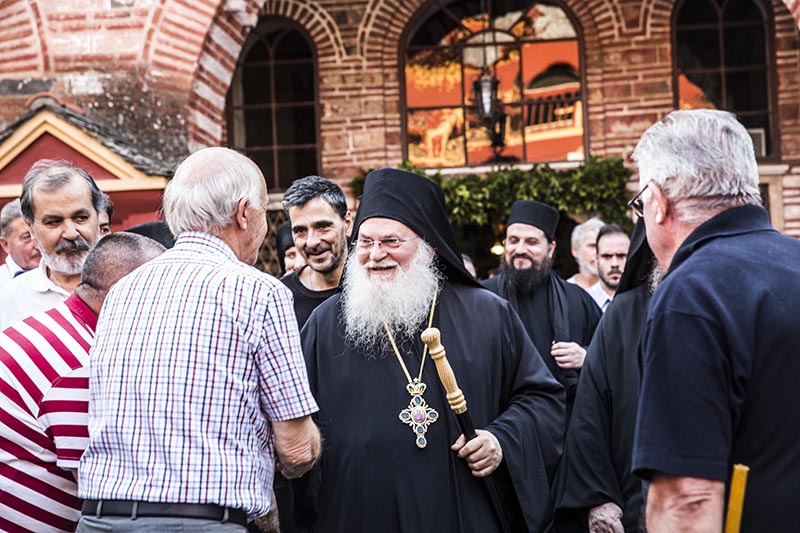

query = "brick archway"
[[185, 0, 346, 150], [0, 0, 48, 76]]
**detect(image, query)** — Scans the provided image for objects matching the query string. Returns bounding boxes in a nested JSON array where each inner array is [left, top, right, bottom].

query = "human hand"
[[451, 429, 503, 477], [588, 501, 624, 533], [551, 341, 586, 369]]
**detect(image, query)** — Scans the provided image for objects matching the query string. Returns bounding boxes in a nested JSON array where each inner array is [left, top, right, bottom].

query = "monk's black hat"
[[616, 217, 654, 294], [353, 168, 479, 287], [276, 221, 294, 273], [507, 200, 559, 241]]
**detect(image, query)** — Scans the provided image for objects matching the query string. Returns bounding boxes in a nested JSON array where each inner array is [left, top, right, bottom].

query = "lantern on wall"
[[473, 68, 498, 121]]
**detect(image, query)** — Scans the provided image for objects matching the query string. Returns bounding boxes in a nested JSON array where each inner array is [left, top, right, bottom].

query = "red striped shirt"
[[0, 294, 96, 533]]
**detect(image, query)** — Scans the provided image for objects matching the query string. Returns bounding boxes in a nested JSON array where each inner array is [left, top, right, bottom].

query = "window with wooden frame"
[[227, 17, 319, 191], [402, 0, 585, 169], [672, 0, 778, 159]]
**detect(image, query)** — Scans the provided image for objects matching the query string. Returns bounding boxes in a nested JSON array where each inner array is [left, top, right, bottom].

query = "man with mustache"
[[484, 200, 601, 416], [301, 168, 565, 532], [0, 232, 166, 533], [281, 175, 352, 327], [586, 224, 630, 312], [0, 160, 106, 330]]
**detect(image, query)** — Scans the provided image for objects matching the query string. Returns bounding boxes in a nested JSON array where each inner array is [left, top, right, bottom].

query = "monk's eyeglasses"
[[628, 182, 649, 218], [356, 237, 417, 250]]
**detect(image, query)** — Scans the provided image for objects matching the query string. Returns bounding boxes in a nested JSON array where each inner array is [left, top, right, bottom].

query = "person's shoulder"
[[449, 280, 510, 310], [0, 268, 36, 296], [482, 275, 502, 293], [279, 269, 301, 290], [221, 259, 284, 289], [303, 291, 342, 327], [560, 275, 596, 301]]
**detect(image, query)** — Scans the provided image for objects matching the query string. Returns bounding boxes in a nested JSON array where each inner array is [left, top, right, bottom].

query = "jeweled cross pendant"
[[398, 378, 438, 448]]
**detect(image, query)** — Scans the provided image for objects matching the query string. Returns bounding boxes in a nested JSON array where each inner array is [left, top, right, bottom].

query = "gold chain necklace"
[[384, 289, 439, 449]]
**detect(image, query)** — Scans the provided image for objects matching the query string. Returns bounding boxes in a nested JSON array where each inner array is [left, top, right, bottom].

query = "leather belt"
[[82, 499, 247, 527]]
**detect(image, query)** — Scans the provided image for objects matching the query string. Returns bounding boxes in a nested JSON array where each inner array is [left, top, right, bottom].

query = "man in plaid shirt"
[[77, 147, 321, 532]]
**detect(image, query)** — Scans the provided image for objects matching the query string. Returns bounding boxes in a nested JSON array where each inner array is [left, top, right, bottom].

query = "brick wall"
[[0, 0, 799, 232]]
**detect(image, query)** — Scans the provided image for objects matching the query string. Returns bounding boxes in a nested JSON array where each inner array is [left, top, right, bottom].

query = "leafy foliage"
[[351, 156, 633, 234]]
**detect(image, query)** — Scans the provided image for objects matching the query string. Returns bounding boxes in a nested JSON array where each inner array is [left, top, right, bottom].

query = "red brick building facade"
[[1, 0, 799, 234]]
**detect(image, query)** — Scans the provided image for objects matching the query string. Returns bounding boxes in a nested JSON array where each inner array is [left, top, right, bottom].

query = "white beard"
[[648, 259, 667, 294], [340, 240, 442, 357], [40, 238, 91, 276], [576, 255, 598, 277]]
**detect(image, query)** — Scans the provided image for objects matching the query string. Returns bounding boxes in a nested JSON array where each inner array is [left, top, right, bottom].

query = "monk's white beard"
[[340, 241, 442, 357]]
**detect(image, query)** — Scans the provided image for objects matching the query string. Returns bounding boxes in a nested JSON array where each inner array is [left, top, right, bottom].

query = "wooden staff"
[[724, 464, 749, 533], [421, 327, 512, 533]]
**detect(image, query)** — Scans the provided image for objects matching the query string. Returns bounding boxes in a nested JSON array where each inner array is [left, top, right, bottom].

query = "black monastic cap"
[[615, 217, 654, 295], [276, 220, 295, 273], [123, 221, 176, 249], [353, 167, 480, 287], [507, 200, 559, 241]]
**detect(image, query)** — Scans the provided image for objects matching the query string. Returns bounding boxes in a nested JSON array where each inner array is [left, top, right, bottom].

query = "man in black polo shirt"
[[631, 109, 800, 533], [276, 175, 352, 533], [281, 175, 352, 327]]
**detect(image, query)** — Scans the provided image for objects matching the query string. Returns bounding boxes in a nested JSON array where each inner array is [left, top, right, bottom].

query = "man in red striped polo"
[[0, 232, 165, 533]]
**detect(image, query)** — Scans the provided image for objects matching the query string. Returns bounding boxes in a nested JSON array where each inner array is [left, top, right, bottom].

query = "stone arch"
[[0, 0, 48, 76], [185, 0, 346, 149], [142, 0, 221, 95], [358, 0, 612, 160]]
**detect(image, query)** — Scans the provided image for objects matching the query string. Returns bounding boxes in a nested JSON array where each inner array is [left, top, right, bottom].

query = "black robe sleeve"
[[485, 296, 566, 531], [552, 285, 650, 533]]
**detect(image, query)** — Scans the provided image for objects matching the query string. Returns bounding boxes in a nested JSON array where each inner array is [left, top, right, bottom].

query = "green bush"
[[351, 156, 633, 233]]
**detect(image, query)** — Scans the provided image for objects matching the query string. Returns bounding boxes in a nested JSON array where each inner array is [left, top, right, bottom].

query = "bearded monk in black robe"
[[301, 168, 565, 532]]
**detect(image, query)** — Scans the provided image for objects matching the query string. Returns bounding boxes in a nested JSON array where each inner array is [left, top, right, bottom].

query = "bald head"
[[75, 232, 166, 313], [162, 147, 267, 236]]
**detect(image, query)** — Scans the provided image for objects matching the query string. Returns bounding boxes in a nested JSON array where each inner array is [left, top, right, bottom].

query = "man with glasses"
[[631, 109, 800, 533], [300, 167, 565, 532]]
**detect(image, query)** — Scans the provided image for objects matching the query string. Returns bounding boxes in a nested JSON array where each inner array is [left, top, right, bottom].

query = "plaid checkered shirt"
[[77, 232, 318, 517]]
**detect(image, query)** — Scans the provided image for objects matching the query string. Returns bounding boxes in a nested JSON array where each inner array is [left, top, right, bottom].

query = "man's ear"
[[650, 183, 669, 225], [548, 240, 557, 258], [343, 210, 354, 238], [0, 236, 9, 255], [235, 198, 249, 230]]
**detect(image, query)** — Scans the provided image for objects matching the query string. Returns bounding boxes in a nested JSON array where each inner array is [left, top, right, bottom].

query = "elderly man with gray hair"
[[631, 109, 800, 533], [0, 160, 106, 329], [77, 147, 321, 532], [566, 217, 604, 290], [0, 198, 41, 288]]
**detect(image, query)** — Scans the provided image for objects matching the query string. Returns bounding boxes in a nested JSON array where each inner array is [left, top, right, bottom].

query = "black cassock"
[[483, 272, 601, 407], [552, 284, 651, 532], [301, 280, 565, 533]]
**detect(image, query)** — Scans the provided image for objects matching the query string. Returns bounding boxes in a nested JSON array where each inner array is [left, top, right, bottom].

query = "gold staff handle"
[[421, 327, 467, 414], [724, 464, 749, 533]]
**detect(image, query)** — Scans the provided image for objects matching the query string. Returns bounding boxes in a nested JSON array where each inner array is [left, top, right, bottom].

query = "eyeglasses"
[[628, 182, 649, 218], [356, 237, 416, 250]]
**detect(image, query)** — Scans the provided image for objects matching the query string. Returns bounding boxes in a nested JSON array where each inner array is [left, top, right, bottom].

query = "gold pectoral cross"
[[398, 378, 439, 448]]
